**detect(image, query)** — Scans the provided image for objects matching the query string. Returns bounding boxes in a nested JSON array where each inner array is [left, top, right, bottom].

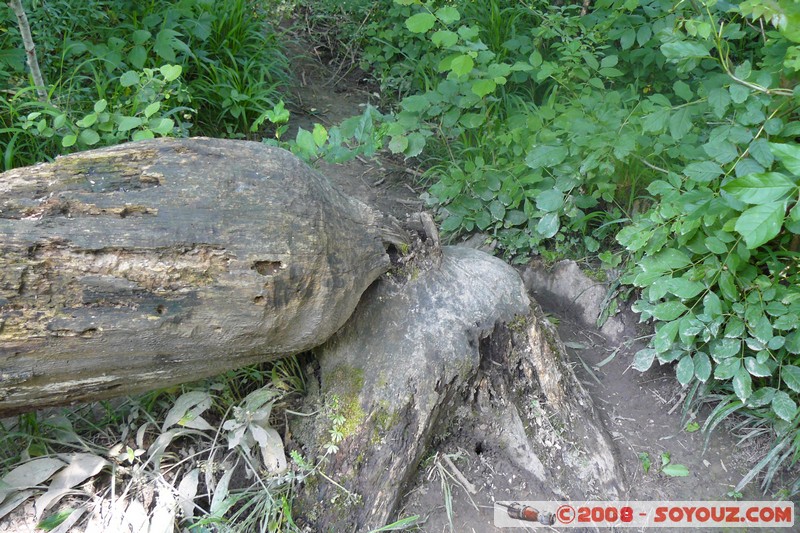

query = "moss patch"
[[325, 365, 366, 439]]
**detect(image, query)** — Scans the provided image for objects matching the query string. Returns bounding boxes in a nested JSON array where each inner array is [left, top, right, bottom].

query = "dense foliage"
[[0, 0, 288, 169], [335, 0, 800, 493], [3, 0, 800, 503]]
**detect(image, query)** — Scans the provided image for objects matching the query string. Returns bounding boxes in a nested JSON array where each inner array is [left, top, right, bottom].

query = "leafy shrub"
[[0, 0, 289, 168], [351, 0, 800, 492]]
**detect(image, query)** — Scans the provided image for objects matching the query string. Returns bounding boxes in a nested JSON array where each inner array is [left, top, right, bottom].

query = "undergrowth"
[[0, 0, 289, 169], [293, 0, 800, 497]]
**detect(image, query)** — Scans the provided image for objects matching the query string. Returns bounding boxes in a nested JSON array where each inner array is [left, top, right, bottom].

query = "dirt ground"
[[284, 34, 796, 533]]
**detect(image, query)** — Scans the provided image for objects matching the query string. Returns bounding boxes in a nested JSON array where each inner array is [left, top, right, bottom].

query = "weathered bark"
[[0, 138, 390, 416], [291, 246, 624, 531]]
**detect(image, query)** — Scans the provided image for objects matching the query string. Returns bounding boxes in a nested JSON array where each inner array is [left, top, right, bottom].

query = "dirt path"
[[283, 35, 792, 533]]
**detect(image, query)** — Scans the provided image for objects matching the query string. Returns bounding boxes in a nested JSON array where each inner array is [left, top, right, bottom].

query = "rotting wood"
[[0, 137, 392, 416]]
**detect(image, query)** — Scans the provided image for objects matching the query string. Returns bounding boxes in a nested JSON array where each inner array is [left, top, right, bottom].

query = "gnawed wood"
[[0, 138, 390, 415], [290, 246, 624, 531]]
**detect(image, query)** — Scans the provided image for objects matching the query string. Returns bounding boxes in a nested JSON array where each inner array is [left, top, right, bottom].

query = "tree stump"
[[291, 246, 624, 531], [0, 138, 390, 416]]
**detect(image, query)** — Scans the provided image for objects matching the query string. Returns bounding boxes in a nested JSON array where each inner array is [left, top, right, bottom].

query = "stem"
[[8, 0, 48, 102]]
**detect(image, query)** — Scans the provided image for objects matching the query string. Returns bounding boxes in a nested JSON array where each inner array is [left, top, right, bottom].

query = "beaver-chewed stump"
[[0, 138, 390, 416], [291, 246, 624, 531]]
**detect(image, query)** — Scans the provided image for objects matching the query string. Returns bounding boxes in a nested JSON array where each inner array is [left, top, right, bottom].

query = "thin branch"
[[8, 0, 48, 101]]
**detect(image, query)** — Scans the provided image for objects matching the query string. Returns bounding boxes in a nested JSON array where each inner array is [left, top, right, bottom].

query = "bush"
[[0, 0, 289, 169], [353, 0, 800, 493]]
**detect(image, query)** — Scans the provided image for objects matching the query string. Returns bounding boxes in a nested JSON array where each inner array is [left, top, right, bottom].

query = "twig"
[[441, 454, 477, 495], [8, 0, 48, 101]]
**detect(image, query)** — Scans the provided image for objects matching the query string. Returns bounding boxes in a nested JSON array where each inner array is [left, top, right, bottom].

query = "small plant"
[[638, 451, 651, 475], [660, 452, 690, 478]]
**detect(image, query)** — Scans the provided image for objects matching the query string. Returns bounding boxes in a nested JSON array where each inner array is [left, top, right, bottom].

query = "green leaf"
[[132, 29, 151, 45], [128, 45, 147, 69], [733, 366, 752, 401], [683, 161, 723, 183], [406, 13, 436, 33], [642, 108, 669, 133], [704, 236, 728, 254], [76, 113, 98, 128], [703, 291, 723, 317], [440, 214, 463, 232], [653, 320, 680, 352], [459, 113, 484, 128], [489, 200, 505, 221], [640, 248, 692, 273], [431, 30, 458, 48], [617, 224, 653, 251], [117, 116, 143, 132], [786, 331, 800, 354], [149, 118, 173, 135], [734, 201, 787, 249], [620, 28, 636, 50], [535, 189, 564, 212], [132, 129, 154, 141], [694, 352, 712, 382], [666, 277, 705, 299], [782, 365, 800, 392], [405, 132, 426, 157], [718, 271, 739, 301], [652, 301, 688, 321], [744, 357, 772, 377], [537, 212, 559, 238], [435, 6, 460, 24], [388, 135, 408, 154], [144, 101, 161, 118], [711, 338, 742, 363], [662, 463, 690, 477], [722, 173, 796, 204], [715, 359, 740, 380], [37, 508, 75, 530], [61, 134, 77, 148], [294, 128, 317, 157], [633, 348, 656, 371], [154, 29, 179, 62], [79, 129, 100, 145], [660, 41, 709, 60], [471, 79, 496, 97], [669, 107, 692, 140], [676, 355, 695, 385], [729, 83, 750, 104], [770, 142, 800, 174], [708, 88, 730, 118], [637, 25, 652, 46], [312, 123, 328, 147], [673, 80, 693, 102], [401, 94, 430, 113], [525, 145, 568, 169], [120, 70, 140, 87], [749, 139, 774, 168], [772, 391, 798, 422], [159, 64, 182, 82], [450, 54, 474, 76], [94, 99, 107, 114]]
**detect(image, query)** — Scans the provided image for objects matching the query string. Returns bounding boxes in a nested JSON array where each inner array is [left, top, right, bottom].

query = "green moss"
[[508, 314, 529, 333], [326, 365, 366, 439]]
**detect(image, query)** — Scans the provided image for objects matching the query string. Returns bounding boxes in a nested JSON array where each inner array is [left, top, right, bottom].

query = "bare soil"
[[285, 35, 795, 533]]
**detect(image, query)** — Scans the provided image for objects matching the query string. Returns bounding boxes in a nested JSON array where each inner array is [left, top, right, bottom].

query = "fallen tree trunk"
[[0, 138, 390, 416], [291, 246, 624, 531]]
